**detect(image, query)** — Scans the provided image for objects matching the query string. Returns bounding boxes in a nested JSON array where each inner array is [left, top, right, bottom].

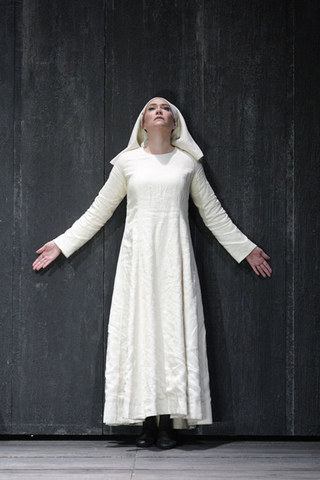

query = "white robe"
[[54, 147, 256, 427]]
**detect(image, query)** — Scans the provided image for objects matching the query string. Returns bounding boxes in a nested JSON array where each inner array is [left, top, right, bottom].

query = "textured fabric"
[[110, 98, 204, 165], [54, 147, 256, 427]]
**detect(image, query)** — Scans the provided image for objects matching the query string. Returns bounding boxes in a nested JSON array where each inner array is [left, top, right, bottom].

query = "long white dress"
[[54, 147, 256, 427]]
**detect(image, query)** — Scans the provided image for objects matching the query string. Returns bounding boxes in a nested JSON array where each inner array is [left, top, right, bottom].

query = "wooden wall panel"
[[0, 0, 14, 435], [197, 0, 289, 435], [294, 0, 320, 435], [10, 0, 105, 434]]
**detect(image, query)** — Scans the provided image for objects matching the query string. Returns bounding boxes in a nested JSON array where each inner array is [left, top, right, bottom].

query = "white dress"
[[54, 147, 256, 427]]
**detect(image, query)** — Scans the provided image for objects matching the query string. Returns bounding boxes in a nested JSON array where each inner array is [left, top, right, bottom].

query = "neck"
[[144, 130, 174, 154]]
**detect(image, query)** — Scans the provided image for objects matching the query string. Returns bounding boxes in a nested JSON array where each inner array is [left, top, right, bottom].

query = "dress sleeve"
[[53, 162, 127, 258], [190, 162, 256, 263]]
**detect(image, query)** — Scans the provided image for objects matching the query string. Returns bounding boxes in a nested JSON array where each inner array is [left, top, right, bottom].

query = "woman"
[[33, 97, 272, 449]]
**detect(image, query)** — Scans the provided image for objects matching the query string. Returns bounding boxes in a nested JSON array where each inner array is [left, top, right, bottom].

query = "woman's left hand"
[[246, 247, 272, 278]]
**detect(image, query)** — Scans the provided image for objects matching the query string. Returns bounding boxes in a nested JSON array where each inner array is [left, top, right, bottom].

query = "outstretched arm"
[[32, 161, 127, 268], [246, 247, 272, 278], [32, 241, 61, 271], [190, 162, 272, 277], [190, 162, 257, 263]]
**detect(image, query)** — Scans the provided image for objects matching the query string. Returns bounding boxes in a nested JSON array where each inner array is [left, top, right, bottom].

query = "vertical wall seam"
[[12, 0, 23, 436], [285, 0, 295, 436], [102, 0, 107, 435], [291, 0, 295, 435], [199, 0, 205, 436], [10, 0, 16, 436]]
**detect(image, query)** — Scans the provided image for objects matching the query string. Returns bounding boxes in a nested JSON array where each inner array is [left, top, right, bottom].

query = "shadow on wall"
[[189, 200, 235, 435]]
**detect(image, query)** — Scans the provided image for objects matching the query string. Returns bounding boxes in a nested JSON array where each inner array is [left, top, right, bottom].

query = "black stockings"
[[137, 414, 176, 449]]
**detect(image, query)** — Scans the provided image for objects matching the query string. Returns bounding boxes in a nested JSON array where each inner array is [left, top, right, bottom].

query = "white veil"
[[110, 97, 203, 165]]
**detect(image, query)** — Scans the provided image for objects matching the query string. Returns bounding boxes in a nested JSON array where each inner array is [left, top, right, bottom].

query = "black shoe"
[[156, 430, 177, 450], [135, 431, 156, 448], [135, 416, 157, 448]]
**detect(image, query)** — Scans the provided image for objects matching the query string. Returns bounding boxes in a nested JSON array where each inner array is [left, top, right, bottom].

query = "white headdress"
[[110, 98, 203, 165]]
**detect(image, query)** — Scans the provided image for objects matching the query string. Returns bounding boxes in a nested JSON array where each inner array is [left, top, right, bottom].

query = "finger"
[[264, 263, 272, 275], [257, 265, 267, 278], [33, 260, 44, 271], [33, 261, 42, 271], [33, 255, 47, 270], [36, 245, 46, 254], [40, 254, 56, 268], [252, 265, 260, 276], [32, 257, 43, 269], [260, 260, 272, 275], [261, 251, 270, 260], [260, 267, 269, 278], [260, 263, 272, 278]]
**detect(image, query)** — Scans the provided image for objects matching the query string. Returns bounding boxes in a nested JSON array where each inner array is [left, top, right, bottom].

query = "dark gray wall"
[[294, 0, 320, 436], [1, 0, 319, 435], [1, 0, 14, 435]]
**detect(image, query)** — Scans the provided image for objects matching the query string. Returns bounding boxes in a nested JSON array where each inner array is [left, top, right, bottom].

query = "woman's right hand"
[[32, 241, 62, 271]]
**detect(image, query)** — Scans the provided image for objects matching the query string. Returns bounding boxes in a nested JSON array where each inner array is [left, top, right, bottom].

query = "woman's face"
[[142, 98, 176, 132]]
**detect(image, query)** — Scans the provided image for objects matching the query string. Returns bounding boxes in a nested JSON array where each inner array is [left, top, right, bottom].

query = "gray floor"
[[0, 439, 319, 479]]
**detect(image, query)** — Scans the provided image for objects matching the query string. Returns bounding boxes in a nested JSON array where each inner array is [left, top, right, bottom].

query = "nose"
[[155, 106, 163, 115]]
